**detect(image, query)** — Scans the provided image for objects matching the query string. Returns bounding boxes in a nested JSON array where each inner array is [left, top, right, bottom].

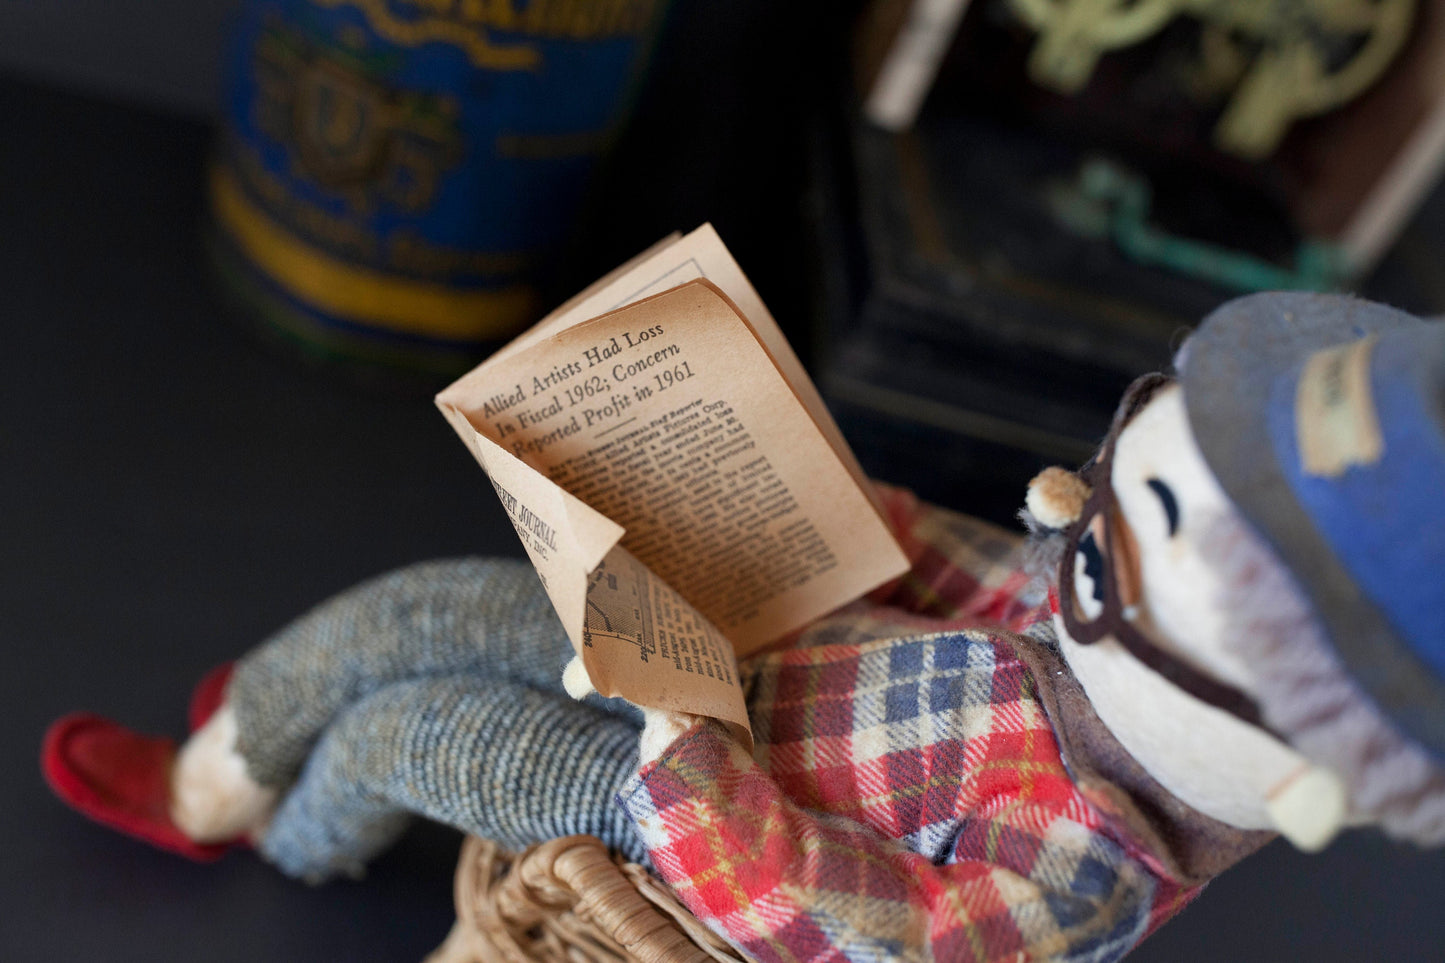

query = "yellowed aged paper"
[[441, 224, 886, 518], [440, 415, 751, 741], [440, 279, 908, 656], [582, 544, 750, 746], [438, 232, 910, 737], [1296, 336, 1385, 478], [438, 410, 623, 642]]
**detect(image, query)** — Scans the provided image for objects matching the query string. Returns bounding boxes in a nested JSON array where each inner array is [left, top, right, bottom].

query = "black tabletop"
[[4, 73, 1443, 962]]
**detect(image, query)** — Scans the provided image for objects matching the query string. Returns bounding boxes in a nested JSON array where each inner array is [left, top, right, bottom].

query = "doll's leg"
[[256, 674, 645, 882], [228, 557, 577, 789]]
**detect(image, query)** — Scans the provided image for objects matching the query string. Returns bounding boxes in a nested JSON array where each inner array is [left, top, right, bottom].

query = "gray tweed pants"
[[226, 558, 645, 882]]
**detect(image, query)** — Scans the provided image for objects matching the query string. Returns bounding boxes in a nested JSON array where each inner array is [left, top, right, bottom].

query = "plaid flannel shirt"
[[618, 486, 1199, 962]]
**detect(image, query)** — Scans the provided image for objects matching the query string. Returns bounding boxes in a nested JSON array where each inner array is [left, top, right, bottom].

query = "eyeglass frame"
[[1055, 372, 1277, 735]]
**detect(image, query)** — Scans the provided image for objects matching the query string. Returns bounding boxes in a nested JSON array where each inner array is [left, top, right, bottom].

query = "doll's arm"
[[866, 484, 1048, 632], [621, 719, 1166, 963]]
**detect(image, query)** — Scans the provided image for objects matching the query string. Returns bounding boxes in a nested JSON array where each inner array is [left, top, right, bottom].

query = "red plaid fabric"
[[866, 485, 1048, 632], [618, 487, 1200, 961]]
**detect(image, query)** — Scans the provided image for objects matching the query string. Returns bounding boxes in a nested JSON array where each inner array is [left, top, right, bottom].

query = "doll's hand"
[[561, 655, 596, 700], [639, 707, 703, 766], [561, 656, 701, 765]]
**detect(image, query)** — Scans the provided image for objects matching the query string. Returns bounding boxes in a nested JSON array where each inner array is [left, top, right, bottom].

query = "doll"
[[44, 291, 1445, 961]]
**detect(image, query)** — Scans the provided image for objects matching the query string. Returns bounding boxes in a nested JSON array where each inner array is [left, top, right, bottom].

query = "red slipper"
[[187, 662, 235, 733], [41, 713, 232, 861], [42, 662, 242, 862]]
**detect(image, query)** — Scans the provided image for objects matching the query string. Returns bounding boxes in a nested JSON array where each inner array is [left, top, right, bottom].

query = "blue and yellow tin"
[[210, 0, 669, 375]]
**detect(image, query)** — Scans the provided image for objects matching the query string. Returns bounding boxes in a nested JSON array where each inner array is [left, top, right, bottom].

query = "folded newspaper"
[[437, 226, 909, 744]]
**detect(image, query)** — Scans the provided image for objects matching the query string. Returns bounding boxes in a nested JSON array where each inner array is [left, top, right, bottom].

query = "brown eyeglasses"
[[1056, 372, 1275, 734]]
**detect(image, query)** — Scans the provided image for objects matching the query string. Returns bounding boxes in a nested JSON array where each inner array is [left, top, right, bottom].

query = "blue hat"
[[1180, 292, 1445, 762]]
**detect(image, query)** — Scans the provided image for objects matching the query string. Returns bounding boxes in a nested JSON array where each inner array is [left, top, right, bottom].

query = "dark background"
[[3, 2, 1442, 960]]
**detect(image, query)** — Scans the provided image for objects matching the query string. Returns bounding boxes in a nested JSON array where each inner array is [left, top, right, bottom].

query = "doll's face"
[[1072, 383, 1256, 694], [1058, 382, 1332, 837], [1059, 381, 1379, 848]]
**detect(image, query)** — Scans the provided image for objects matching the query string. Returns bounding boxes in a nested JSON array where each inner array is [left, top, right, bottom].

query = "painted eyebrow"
[[1146, 477, 1180, 537]]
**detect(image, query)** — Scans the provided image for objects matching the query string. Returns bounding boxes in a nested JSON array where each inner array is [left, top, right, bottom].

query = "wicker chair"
[[426, 835, 749, 963]]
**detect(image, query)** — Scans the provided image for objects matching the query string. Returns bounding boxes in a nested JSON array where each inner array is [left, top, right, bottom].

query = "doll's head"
[[1025, 293, 1445, 852]]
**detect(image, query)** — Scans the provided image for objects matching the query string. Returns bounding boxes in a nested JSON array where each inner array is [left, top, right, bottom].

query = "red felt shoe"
[[41, 663, 239, 862], [187, 662, 234, 733]]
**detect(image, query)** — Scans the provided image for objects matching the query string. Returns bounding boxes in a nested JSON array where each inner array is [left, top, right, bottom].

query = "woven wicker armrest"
[[427, 835, 750, 963]]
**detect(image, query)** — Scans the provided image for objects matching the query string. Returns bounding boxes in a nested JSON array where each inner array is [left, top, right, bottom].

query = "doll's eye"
[[1146, 477, 1180, 537]]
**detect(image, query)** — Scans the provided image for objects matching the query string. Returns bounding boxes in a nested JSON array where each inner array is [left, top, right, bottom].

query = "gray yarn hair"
[[1018, 507, 1069, 587], [1196, 507, 1445, 845]]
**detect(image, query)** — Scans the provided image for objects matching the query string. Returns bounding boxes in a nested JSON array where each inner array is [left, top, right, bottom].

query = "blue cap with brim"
[[1180, 292, 1445, 763]]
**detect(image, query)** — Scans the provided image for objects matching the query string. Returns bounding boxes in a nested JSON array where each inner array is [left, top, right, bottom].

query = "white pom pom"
[[561, 656, 597, 700], [171, 705, 277, 843], [639, 708, 701, 766], [1026, 466, 1091, 530], [1267, 763, 1348, 852]]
